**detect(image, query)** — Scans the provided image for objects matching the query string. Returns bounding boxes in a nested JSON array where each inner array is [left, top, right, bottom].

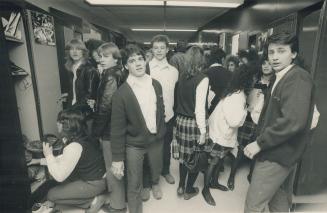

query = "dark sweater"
[[256, 65, 315, 167], [175, 73, 207, 118], [70, 135, 106, 181], [110, 79, 166, 161]]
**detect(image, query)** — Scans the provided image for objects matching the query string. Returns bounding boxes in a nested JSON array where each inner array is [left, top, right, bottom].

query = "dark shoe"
[[152, 184, 162, 200], [163, 173, 175, 184], [202, 188, 216, 206], [177, 186, 184, 196], [86, 194, 106, 213], [102, 204, 127, 213], [141, 187, 151, 201], [227, 177, 235, 191], [209, 182, 228, 191], [184, 187, 199, 200], [247, 174, 252, 183]]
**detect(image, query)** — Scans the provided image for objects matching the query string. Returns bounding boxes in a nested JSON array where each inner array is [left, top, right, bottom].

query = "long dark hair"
[[57, 109, 87, 141], [222, 64, 255, 99]]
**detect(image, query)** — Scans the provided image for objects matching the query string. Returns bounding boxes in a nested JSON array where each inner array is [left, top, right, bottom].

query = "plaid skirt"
[[208, 139, 233, 159], [237, 112, 257, 150], [172, 115, 211, 164]]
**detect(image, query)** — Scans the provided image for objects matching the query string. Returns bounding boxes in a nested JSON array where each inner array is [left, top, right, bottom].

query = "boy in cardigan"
[[243, 32, 315, 212], [110, 44, 166, 213]]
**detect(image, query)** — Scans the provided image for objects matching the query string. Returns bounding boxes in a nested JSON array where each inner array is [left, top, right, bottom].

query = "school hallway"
[[57, 158, 327, 213]]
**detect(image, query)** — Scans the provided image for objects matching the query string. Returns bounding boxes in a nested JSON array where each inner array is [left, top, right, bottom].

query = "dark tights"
[[178, 163, 199, 193]]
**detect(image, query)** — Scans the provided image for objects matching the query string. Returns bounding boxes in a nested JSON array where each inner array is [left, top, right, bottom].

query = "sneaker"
[[141, 187, 151, 201], [86, 194, 106, 213], [152, 184, 162, 200], [163, 174, 175, 184], [177, 186, 184, 196]]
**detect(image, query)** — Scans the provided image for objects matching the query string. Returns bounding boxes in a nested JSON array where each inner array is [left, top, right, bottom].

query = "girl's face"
[[228, 61, 236, 72], [92, 50, 101, 63], [69, 46, 84, 62], [261, 60, 273, 75]]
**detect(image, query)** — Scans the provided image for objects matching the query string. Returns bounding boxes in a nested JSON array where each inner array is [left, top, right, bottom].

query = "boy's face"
[[99, 52, 117, 69], [125, 53, 146, 77], [152, 41, 168, 61], [268, 43, 297, 72]]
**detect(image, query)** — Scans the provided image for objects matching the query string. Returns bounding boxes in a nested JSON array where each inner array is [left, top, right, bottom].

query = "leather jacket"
[[92, 65, 125, 139], [66, 61, 100, 112]]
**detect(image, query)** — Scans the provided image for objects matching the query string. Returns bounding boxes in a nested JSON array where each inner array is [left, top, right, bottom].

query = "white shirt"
[[195, 77, 209, 134], [127, 74, 157, 133], [149, 58, 178, 122], [271, 64, 294, 94], [71, 61, 83, 105], [41, 142, 82, 182], [209, 91, 247, 148]]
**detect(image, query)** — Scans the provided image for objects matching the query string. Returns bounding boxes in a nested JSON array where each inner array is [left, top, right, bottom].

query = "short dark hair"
[[151, 34, 170, 47], [208, 47, 226, 65], [121, 44, 145, 66], [267, 32, 299, 53], [84, 39, 105, 55], [57, 109, 87, 140]]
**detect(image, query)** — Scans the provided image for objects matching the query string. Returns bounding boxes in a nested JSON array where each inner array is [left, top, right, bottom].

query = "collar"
[[275, 64, 294, 80], [149, 58, 169, 68], [209, 63, 223, 68], [127, 74, 152, 87]]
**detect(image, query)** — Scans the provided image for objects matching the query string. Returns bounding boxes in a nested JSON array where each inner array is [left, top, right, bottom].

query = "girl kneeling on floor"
[[202, 64, 254, 206], [32, 109, 107, 212]]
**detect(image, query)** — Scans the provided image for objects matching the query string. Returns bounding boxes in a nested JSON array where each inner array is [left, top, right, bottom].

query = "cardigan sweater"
[[256, 65, 315, 167], [110, 79, 166, 162]]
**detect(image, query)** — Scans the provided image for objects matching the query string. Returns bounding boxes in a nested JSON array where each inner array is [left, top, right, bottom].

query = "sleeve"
[[92, 76, 118, 139], [195, 77, 209, 134], [222, 92, 247, 128], [83, 66, 99, 102], [110, 91, 127, 162], [257, 75, 314, 150], [45, 142, 82, 182]]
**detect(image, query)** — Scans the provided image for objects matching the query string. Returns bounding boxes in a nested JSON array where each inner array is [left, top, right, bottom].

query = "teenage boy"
[[149, 34, 178, 184], [243, 32, 315, 212], [110, 44, 166, 213]]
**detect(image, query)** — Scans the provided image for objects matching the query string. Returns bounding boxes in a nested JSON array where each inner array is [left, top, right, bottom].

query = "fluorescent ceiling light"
[[144, 42, 177, 45], [86, 0, 242, 8], [166, 1, 241, 8], [85, 0, 163, 6], [132, 28, 197, 32]]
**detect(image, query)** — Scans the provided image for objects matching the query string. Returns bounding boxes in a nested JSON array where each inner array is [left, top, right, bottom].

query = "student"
[[206, 47, 232, 115], [84, 39, 105, 68], [110, 44, 166, 213], [172, 46, 211, 201], [244, 32, 315, 212], [225, 55, 239, 72], [204, 65, 253, 206], [91, 42, 127, 213], [148, 34, 178, 186], [227, 56, 274, 191], [62, 39, 99, 113], [28, 109, 106, 213]]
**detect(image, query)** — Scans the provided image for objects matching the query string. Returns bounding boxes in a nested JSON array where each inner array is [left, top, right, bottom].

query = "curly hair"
[[183, 46, 206, 78], [222, 64, 255, 98]]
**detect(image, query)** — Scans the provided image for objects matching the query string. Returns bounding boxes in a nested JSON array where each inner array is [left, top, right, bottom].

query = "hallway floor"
[[57, 158, 327, 213]]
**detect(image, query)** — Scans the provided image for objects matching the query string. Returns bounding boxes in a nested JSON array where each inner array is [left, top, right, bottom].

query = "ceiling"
[[65, 0, 245, 43]]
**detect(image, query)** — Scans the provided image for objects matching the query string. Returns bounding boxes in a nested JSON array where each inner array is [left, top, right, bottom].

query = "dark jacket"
[[256, 65, 315, 167], [66, 60, 100, 111], [92, 65, 124, 139], [110, 79, 166, 162]]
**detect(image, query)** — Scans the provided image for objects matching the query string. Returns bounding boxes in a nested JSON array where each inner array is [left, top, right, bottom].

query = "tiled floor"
[[57, 158, 327, 213]]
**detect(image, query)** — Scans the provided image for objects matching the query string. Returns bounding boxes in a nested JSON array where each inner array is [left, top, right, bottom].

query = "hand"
[[198, 133, 206, 145], [87, 99, 95, 111], [244, 141, 261, 159], [111, 161, 124, 180], [27, 159, 41, 166], [59, 93, 68, 102], [43, 142, 53, 157]]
